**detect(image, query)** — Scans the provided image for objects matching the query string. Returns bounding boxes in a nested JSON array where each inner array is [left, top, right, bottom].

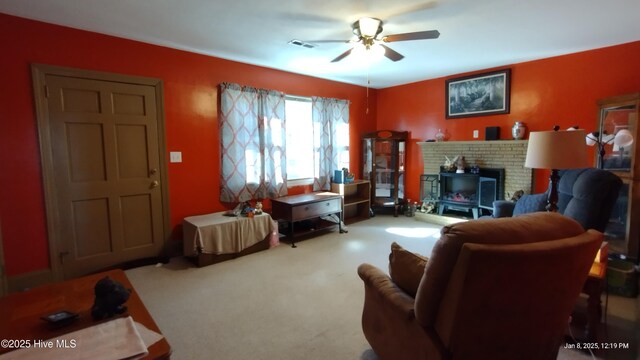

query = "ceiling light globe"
[[370, 43, 386, 58], [351, 43, 367, 58]]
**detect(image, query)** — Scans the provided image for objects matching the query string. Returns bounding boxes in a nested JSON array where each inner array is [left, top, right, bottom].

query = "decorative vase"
[[512, 122, 526, 140], [435, 129, 445, 142]]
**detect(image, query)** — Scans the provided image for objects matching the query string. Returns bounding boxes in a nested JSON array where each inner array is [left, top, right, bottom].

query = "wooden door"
[[33, 65, 169, 279]]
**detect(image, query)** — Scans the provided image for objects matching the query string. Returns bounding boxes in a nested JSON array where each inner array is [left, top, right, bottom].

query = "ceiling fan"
[[312, 17, 440, 63]]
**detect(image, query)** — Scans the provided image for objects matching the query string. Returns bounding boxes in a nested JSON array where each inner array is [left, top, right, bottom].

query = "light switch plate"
[[170, 151, 182, 163], [473, 130, 479, 138]]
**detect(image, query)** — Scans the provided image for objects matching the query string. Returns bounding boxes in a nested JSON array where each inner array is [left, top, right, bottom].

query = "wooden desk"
[[271, 192, 345, 247], [0, 269, 170, 359]]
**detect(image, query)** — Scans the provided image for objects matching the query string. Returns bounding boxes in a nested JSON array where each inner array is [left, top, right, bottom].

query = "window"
[[335, 119, 350, 171], [285, 97, 314, 182], [220, 83, 349, 200]]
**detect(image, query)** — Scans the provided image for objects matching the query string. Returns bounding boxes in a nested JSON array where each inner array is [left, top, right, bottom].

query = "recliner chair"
[[493, 168, 622, 232], [357, 212, 603, 360]]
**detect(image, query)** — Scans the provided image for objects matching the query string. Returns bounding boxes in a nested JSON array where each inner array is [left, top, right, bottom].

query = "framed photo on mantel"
[[445, 69, 511, 119]]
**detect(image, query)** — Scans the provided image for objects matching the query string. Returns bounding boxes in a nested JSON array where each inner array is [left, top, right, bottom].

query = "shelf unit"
[[331, 180, 371, 224]]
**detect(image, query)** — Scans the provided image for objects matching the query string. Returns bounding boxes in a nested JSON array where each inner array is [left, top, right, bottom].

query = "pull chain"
[[366, 62, 371, 114]]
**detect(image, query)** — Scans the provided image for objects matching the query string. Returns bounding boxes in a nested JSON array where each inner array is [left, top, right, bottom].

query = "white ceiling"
[[1, 0, 639, 88]]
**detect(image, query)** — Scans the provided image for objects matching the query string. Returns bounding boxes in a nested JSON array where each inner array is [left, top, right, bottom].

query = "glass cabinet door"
[[362, 138, 372, 181], [374, 139, 398, 206], [605, 180, 630, 254], [597, 104, 637, 173], [596, 93, 640, 260], [362, 130, 408, 216]]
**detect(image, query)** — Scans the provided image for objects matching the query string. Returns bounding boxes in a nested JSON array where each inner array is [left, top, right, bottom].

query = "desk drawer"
[[292, 198, 341, 221]]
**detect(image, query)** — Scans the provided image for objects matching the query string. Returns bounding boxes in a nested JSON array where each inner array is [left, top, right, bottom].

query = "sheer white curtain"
[[311, 97, 350, 191], [220, 83, 287, 202]]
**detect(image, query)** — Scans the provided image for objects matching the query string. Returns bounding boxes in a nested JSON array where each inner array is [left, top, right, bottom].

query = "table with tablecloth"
[[183, 212, 278, 257]]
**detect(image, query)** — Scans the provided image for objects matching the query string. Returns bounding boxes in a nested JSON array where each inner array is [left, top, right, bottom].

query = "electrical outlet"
[[473, 130, 479, 139], [170, 151, 182, 163]]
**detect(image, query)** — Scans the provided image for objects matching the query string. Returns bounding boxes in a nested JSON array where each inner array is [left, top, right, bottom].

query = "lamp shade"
[[525, 130, 589, 169], [614, 129, 634, 147], [585, 132, 598, 146]]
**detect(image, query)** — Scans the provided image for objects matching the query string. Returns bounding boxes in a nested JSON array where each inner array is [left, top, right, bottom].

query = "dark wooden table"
[[271, 192, 345, 247], [0, 269, 171, 359]]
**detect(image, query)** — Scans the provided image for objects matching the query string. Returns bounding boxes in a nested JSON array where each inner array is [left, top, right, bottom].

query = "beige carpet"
[[125, 215, 636, 360]]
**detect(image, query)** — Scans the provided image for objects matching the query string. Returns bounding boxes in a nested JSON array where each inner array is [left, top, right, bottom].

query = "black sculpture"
[[91, 276, 131, 320]]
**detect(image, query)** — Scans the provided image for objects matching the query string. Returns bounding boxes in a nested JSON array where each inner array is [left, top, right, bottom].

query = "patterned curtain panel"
[[311, 97, 350, 191], [220, 83, 287, 202]]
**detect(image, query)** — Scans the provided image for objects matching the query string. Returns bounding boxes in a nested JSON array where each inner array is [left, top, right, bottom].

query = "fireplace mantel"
[[418, 140, 533, 198]]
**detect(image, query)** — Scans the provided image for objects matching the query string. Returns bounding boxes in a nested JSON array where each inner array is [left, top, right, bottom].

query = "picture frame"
[[445, 69, 511, 119]]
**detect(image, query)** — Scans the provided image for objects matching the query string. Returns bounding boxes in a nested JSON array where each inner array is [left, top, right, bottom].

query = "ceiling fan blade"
[[380, 44, 404, 62], [331, 48, 354, 62], [383, 30, 440, 42]]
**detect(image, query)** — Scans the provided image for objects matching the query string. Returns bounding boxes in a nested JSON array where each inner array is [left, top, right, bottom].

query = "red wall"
[[377, 41, 640, 201], [2, 12, 639, 278], [0, 13, 376, 276]]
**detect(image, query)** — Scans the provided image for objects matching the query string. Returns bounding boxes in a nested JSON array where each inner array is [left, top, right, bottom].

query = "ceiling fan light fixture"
[[351, 43, 367, 58], [357, 17, 382, 38], [350, 42, 385, 62], [370, 43, 386, 58]]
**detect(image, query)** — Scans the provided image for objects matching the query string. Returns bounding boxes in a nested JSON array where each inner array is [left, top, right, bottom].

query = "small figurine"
[[254, 201, 263, 215], [342, 167, 355, 183], [91, 276, 131, 320], [443, 155, 459, 172], [456, 156, 466, 173], [510, 190, 525, 201]]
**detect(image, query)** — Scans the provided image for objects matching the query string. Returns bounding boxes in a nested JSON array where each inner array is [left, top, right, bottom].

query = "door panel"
[[67, 123, 107, 182], [116, 124, 149, 179], [72, 198, 112, 258], [113, 92, 146, 115], [61, 88, 101, 113], [44, 74, 165, 278], [121, 194, 154, 249]]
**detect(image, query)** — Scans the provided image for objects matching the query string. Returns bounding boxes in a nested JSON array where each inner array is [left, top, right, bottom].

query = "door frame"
[[31, 64, 171, 281]]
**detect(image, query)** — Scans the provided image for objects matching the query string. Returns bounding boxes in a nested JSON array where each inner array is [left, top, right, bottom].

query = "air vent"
[[288, 39, 316, 49]]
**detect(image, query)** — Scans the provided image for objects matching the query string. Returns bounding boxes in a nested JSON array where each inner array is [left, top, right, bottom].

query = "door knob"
[[150, 180, 160, 188]]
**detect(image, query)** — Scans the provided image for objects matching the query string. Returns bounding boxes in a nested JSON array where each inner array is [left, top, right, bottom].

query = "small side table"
[[271, 192, 344, 247]]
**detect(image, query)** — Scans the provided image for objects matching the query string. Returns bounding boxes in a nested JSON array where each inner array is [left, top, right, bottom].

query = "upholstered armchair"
[[357, 212, 602, 360], [493, 168, 622, 232]]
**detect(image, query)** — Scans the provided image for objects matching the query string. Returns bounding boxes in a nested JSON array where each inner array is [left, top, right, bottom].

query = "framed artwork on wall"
[[445, 69, 511, 119]]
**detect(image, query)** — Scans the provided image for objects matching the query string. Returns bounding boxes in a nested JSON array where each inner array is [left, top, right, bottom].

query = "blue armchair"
[[493, 168, 622, 232]]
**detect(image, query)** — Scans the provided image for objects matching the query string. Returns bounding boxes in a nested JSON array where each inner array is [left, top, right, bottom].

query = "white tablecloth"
[[183, 212, 277, 256]]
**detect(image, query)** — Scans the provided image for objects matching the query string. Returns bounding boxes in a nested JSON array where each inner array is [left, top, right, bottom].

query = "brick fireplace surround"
[[418, 140, 534, 200]]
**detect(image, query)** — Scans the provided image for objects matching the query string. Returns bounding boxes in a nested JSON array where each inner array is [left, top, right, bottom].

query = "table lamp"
[[524, 128, 589, 212]]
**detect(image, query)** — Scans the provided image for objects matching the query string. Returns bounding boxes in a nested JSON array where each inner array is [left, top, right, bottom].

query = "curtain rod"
[[285, 95, 312, 101]]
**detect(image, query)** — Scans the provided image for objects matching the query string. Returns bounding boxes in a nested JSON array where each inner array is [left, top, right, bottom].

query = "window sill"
[[288, 178, 314, 187]]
